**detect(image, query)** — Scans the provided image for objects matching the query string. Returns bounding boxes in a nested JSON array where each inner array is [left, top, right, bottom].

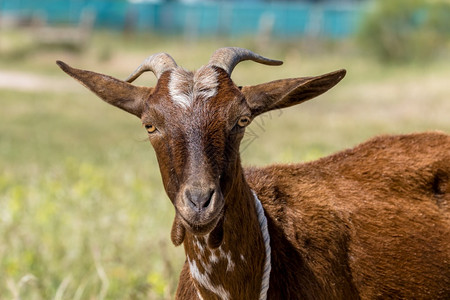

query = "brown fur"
[[57, 53, 450, 299], [245, 132, 450, 299]]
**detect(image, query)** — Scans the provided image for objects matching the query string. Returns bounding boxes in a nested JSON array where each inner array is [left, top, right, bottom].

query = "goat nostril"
[[185, 188, 215, 211], [202, 190, 214, 209], [184, 189, 197, 208]]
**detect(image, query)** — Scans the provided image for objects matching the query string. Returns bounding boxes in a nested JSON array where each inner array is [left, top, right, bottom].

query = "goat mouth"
[[178, 208, 224, 236]]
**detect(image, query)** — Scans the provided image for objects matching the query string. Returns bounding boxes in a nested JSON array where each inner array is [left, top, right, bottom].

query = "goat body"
[[246, 132, 450, 299], [58, 48, 450, 299]]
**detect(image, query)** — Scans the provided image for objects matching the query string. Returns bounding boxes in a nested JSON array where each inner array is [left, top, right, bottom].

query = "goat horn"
[[208, 47, 283, 75], [125, 53, 178, 83]]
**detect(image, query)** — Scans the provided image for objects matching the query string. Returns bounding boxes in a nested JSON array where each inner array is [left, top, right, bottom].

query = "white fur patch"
[[217, 246, 235, 273], [200, 259, 212, 274], [210, 252, 219, 264], [226, 251, 235, 272], [168, 66, 218, 109], [169, 68, 193, 108], [194, 66, 219, 101], [197, 291, 204, 300], [188, 258, 231, 300], [196, 239, 205, 254]]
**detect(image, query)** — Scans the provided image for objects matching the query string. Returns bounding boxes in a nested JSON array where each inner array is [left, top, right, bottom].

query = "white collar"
[[252, 190, 271, 300]]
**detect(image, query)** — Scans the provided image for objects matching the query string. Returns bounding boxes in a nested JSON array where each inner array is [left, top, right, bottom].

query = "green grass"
[[0, 88, 180, 299], [1, 30, 449, 299]]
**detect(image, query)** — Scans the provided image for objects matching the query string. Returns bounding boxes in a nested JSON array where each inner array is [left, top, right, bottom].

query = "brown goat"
[[57, 47, 450, 299]]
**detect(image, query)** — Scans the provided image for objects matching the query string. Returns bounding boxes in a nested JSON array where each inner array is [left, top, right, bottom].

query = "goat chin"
[[171, 210, 225, 247]]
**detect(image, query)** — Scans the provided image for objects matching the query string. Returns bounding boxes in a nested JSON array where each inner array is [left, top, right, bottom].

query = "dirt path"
[[0, 70, 78, 92]]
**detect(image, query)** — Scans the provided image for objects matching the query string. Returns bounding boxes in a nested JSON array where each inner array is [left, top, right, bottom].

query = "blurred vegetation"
[[0, 26, 449, 299], [358, 0, 450, 63]]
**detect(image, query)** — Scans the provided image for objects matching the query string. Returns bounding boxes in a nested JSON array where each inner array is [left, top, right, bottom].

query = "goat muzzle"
[[177, 184, 224, 236]]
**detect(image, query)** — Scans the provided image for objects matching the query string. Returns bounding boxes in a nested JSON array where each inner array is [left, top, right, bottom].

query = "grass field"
[[1, 29, 449, 299]]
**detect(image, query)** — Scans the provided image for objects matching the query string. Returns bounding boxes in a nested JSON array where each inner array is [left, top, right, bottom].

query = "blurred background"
[[1, 0, 449, 299]]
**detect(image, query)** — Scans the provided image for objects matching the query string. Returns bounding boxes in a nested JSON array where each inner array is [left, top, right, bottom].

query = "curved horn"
[[125, 53, 178, 83], [208, 47, 283, 75]]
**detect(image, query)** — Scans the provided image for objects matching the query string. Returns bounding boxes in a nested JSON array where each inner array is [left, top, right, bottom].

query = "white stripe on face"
[[169, 66, 219, 109]]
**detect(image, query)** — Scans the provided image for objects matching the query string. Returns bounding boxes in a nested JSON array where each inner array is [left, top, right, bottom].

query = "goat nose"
[[184, 187, 215, 211]]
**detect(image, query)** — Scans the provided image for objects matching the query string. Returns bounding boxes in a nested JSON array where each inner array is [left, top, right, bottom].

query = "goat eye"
[[237, 116, 251, 128], [144, 124, 157, 134]]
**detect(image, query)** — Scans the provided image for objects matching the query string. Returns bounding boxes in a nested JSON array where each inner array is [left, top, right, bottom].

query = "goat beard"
[[170, 214, 225, 248]]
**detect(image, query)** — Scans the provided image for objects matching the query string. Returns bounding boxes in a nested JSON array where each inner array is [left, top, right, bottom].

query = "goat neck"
[[182, 158, 267, 300]]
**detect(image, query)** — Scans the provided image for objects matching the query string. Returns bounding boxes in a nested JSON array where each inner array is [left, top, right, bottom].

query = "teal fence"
[[1, 0, 366, 38]]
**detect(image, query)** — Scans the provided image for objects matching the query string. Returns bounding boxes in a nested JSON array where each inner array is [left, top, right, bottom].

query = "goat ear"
[[241, 69, 346, 116], [57, 61, 153, 117]]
